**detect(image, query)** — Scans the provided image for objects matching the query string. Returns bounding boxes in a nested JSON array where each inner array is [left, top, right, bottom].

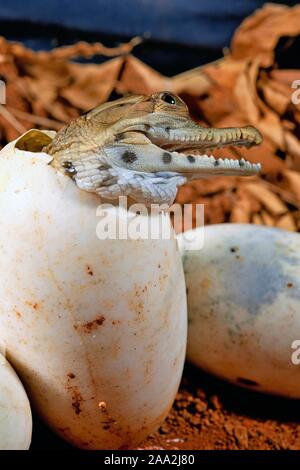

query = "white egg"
[[0, 131, 187, 449], [0, 349, 32, 449], [181, 223, 300, 399]]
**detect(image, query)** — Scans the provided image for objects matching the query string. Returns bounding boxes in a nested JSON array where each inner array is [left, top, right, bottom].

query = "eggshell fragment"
[[0, 350, 32, 449], [182, 224, 300, 398], [0, 131, 187, 449]]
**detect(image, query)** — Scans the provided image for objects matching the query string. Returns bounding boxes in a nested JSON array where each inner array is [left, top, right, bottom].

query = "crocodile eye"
[[161, 93, 176, 105]]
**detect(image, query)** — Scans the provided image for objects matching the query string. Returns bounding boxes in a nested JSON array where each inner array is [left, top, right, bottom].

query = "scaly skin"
[[44, 92, 263, 205]]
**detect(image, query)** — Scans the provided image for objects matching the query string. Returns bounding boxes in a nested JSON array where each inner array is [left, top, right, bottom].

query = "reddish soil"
[[139, 364, 300, 450], [140, 366, 300, 450], [31, 363, 300, 450]]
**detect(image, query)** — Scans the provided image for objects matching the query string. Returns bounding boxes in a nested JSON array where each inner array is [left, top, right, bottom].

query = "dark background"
[[0, 0, 298, 75]]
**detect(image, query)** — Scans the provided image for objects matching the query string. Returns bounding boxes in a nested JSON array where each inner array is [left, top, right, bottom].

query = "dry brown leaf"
[[23, 61, 71, 89], [61, 58, 123, 110], [198, 87, 240, 124], [284, 131, 300, 168], [230, 199, 251, 224], [187, 177, 238, 197], [252, 213, 264, 225], [262, 180, 300, 210], [243, 183, 287, 216], [260, 210, 274, 227], [283, 170, 300, 204], [171, 68, 212, 96], [45, 100, 76, 123], [6, 106, 63, 131], [0, 105, 26, 134], [44, 37, 142, 61], [258, 77, 291, 115], [204, 57, 245, 89], [231, 4, 300, 67], [207, 196, 228, 224], [271, 70, 300, 87], [236, 185, 262, 213], [117, 55, 171, 95], [175, 185, 198, 205], [233, 60, 260, 123], [276, 213, 297, 231], [232, 138, 285, 175], [255, 106, 285, 150], [18, 77, 57, 108], [282, 119, 296, 132]]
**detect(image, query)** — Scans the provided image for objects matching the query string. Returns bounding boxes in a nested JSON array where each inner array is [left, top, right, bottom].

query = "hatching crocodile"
[[43, 91, 262, 205]]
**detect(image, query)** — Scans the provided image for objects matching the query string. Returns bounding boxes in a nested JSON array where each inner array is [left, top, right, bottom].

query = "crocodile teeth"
[[174, 151, 261, 173]]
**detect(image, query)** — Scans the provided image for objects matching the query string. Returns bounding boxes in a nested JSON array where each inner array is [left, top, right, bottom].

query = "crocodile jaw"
[[136, 120, 262, 176], [103, 142, 261, 177], [45, 92, 263, 204]]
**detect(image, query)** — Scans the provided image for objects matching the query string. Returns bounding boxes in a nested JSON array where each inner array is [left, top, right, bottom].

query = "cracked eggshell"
[[0, 131, 187, 449], [0, 350, 32, 449], [181, 224, 300, 399]]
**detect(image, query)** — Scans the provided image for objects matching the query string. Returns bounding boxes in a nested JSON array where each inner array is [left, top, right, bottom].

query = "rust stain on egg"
[[107, 342, 121, 359], [144, 358, 154, 381], [70, 390, 83, 415], [86, 265, 94, 276], [66, 374, 83, 415], [13, 309, 22, 318], [98, 400, 119, 433], [132, 301, 144, 321], [25, 300, 40, 311], [74, 315, 105, 333], [199, 277, 213, 291], [127, 283, 148, 322]]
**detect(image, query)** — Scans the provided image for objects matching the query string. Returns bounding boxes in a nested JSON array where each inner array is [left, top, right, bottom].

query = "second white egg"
[[181, 224, 300, 399]]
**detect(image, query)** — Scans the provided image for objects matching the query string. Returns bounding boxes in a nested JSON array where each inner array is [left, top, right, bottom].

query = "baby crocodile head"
[[44, 92, 263, 205]]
